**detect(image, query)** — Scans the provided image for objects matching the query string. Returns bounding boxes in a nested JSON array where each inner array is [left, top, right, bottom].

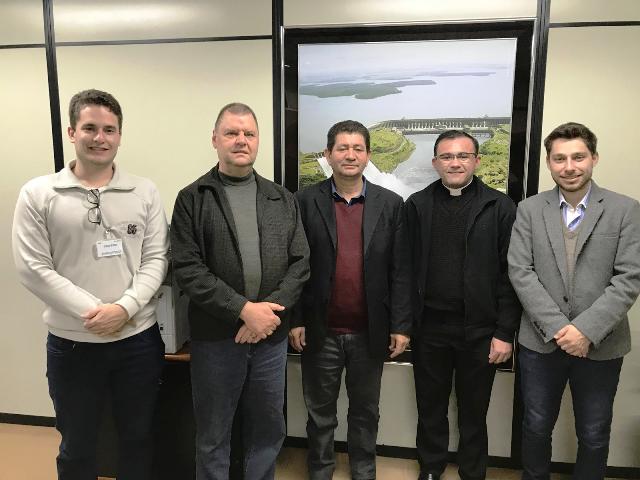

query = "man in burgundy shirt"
[[291, 120, 412, 480]]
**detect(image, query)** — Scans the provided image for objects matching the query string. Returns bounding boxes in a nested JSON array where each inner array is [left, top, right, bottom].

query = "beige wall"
[[56, 40, 274, 217], [550, 0, 640, 23], [540, 26, 640, 197], [0, 48, 56, 416], [541, 25, 640, 467], [0, 0, 44, 45], [52, 0, 271, 41]]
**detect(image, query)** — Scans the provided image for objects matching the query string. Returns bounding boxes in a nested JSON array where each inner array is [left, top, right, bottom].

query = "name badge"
[[96, 239, 123, 257]]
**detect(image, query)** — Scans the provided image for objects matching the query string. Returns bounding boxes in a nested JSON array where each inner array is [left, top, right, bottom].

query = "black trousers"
[[46, 324, 165, 480], [413, 327, 496, 480]]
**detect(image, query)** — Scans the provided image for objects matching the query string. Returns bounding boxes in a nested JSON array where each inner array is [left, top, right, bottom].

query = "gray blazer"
[[508, 182, 640, 360]]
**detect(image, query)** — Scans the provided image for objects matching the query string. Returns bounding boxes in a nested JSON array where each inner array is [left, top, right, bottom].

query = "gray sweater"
[[219, 171, 261, 301]]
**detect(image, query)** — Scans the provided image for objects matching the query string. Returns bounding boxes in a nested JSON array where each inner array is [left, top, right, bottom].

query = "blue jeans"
[[46, 324, 165, 480], [519, 346, 623, 480], [190, 337, 287, 480], [301, 333, 384, 480]]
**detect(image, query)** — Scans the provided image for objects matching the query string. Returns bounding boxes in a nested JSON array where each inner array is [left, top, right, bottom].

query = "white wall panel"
[[0, 0, 45, 45], [287, 357, 514, 456], [551, 0, 640, 23], [0, 48, 55, 417], [53, 0, 271, 42], [284, 0, 536, 27], [56, 40, 273, 217]]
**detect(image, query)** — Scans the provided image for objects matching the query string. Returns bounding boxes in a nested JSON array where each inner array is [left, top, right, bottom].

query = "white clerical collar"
[[442, 178, 473, 197]]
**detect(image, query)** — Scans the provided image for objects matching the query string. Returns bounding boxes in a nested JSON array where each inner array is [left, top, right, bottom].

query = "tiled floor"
[[0, 423, 627, 479]]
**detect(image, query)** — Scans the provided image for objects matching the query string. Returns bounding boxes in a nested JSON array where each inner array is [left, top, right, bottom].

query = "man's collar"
[[53, 160, 134, 190], [558, 182, 592, 209], [331, 176, 367, 201], [218, 169, 254, 186], [440, 177, 474, 197], [200, 165, 281, 200]]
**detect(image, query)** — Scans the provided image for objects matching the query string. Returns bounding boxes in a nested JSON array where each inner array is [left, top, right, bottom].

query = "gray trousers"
[[302, 333, 384, 480]]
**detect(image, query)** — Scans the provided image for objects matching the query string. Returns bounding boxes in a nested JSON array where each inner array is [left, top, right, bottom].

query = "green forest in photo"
[[476, 124, 511, 192], [299, 152, 325, 189]]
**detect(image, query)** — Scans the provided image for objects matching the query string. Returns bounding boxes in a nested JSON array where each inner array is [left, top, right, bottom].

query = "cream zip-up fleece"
[[12, 161, 169, 343]]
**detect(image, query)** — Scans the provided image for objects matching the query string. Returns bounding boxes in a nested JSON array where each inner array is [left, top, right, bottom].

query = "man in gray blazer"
[[508, 122, 640, 480]]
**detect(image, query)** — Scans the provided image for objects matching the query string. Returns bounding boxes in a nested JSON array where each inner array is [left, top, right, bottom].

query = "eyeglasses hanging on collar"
[[87, 189, 102, 225]]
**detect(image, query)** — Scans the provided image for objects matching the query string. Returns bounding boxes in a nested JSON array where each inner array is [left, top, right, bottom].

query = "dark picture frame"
[[282, 21, 534, 366], [282, 21, 534, 206]]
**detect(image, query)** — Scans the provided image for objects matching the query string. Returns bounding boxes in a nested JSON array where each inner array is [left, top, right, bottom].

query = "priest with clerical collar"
[[405, 129, 522, 480]]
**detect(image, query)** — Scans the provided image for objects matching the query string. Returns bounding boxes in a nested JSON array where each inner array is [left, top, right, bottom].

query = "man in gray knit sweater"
[[170, 103, 309, 480], [13, 89, 168, 480]]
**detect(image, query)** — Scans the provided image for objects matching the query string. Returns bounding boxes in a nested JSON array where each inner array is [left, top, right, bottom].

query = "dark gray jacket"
[[170, 166, 310, 342], [292, 178, 412, 359]]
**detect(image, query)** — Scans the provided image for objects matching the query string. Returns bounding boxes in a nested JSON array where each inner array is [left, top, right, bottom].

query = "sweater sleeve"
[[114, 183, 169, 318], [12, 183, 102, 318]]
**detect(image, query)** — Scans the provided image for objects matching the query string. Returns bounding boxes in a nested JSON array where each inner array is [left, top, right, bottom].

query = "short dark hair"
[[69, 89, 123, 131], [433, 129, 479, 156], [214, 102, 259, 130], [326, 120, 370, 152], [544, 122, 597, 155]]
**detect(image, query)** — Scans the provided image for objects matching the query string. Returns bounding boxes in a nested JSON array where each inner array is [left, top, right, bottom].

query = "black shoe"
[[418, 474, 440, 480]]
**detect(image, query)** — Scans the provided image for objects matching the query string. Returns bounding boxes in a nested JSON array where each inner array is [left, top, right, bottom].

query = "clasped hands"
[[82, 300, 284, 342], [235, 301, 284, 344], [82, 304, 129, 336], [554, 324, 590, 357]]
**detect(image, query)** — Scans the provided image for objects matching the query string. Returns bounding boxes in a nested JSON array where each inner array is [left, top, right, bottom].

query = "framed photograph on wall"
[[282, 21, 534, 205], [282, 22, 534, 366]]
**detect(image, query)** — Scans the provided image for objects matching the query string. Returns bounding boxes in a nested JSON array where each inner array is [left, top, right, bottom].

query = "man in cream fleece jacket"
[[12, 89, 168, 480]]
